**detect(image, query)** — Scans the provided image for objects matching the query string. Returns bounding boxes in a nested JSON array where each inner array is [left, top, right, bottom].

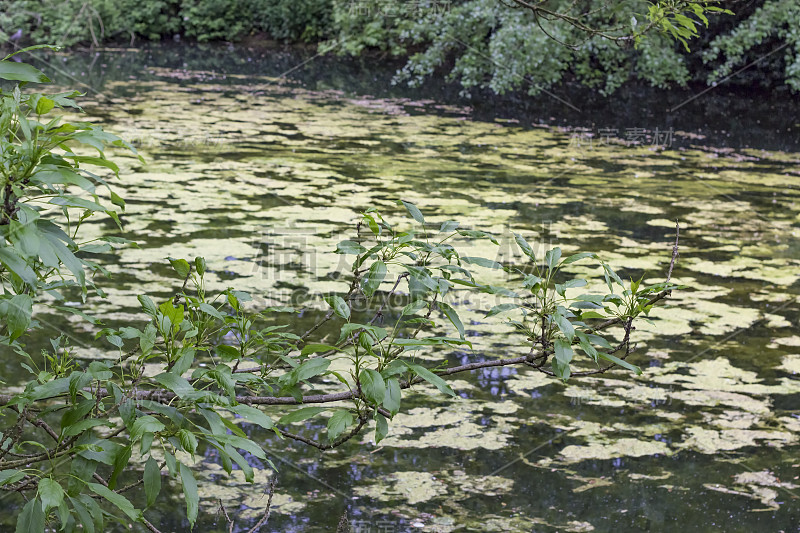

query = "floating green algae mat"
[[11, 65, 798, 532]]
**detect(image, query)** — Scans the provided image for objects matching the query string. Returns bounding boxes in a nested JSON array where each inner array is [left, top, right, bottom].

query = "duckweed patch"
[[31, 68, 800, 530]]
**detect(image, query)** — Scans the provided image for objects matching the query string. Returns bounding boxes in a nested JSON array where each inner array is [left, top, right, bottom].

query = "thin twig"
[[277, 414, 369, 450], [368, 273, 408, 326], [247, 476, 277, 533], [666, 221, 680, 283], [218, 499, 234, 533], [142, 517, 165, 533]]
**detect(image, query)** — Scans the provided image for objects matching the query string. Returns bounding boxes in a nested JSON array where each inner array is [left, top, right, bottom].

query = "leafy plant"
[[0, 51, 681, 531], [328, 0, 735, 96]]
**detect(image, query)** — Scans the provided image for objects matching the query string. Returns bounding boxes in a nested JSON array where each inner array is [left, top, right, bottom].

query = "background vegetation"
[[0, 0, 798, 94]]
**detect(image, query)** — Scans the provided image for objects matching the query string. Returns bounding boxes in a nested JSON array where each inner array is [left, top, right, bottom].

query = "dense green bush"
[[98, 0, 182, 42], [0, 0, 98, 47], [180, 0, 253, 42], [0, 1, 796, 96], [703, 0, 800, 90], [0, 0, 332, 46], [250, 0, 332, 42], [327, 0, 728, 95]]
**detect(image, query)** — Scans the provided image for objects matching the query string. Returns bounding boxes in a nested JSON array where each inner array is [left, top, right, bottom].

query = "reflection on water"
[[2, 44, 799, 531]]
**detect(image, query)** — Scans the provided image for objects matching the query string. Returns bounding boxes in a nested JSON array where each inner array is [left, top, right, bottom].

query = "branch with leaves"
[[0, 48, 681, 532], [503, 0, 732, 50]]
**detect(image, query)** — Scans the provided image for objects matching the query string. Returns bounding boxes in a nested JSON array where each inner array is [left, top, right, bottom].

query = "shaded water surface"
[[2, 44, 799, 532]]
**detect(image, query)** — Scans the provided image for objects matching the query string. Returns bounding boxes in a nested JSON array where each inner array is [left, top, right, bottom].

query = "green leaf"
[[158, 301, 184, 332], [360, 369, 385, 405], [461, 256, 503, 269], [168, 257, 191, 279], [88, 361, 112, 380], [361, 260, 387, 298], [35, 96, 55, 114], [486, 303, 518, 317], [194, 257, 206, 276], [0, 61, 50, 83], [554, 338, 573, 366], [513, 232, 536, 259], [564, 279, 588, 289], [391, 336, 471, 348], [221, 445, 252, 482], [290, 358, 330, 384], [179, 463, 199, 528], [383, 377, 401, 416], [407, 363, 455, 397], [37, 478, 64, 512], [138, 295, 158, 317], [456, 229, 499, 244], [603, 262, 625, 291], [0, 247, 37, 285], [178, 429, 198, 455], [61, 419, 110, 438], [69, 496, 95, 533], [598, 352, 642, 374], [545, 247, 562, 270], [197, 302, 224, 320], [399, 200, 425, 224], [60, 399, 95, 430], [300, 344, 338, 357], [164, 451, 176, 477], [363, 213, 381, 235], [375, 412, 389, 444], [67, 457, 96, 497], [108, 445, 132, 490], [552, 357, 570, 380], [228, 404, 273, 430], [209, 367, 236, 399], [2, 45, 60, 61], [109, 190, 125, 209], [49, 195, 106, 212], [68, 156, 119, 174], [215, 434, 266, 461], [0, 469, 25, 486], [439, 220, 459, 232], [278, 406, 328, 424], [215, 344, 240, 362], [326, 409, 353, 441], [87, 483, 141, 521], [6, 294, 32, 340], [144, 457, 161, 508], [16, 497, 45, 533], [335, 240, 366, 255], [337, 323, 387, 344], [406, 266, 438, 294], [401, 299, 426, 316], [172, 347, 195, 377], [323, 295, 350, 320], [553, 313, 574, 342], [438, 301, 465, 339], [154, 373, 194, 398], [586, 333, 613, 349], [130, 415, 165, 441], [32, 167, 95, 191], [561, 252, 595, 265], [576, 332, 599, 363]]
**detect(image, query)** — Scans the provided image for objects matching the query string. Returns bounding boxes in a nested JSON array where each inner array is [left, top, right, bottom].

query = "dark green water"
[[1, 43, 798, 532]]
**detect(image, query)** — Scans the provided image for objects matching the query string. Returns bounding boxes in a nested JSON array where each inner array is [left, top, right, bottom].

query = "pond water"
[[4, 44, 800, 531]]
